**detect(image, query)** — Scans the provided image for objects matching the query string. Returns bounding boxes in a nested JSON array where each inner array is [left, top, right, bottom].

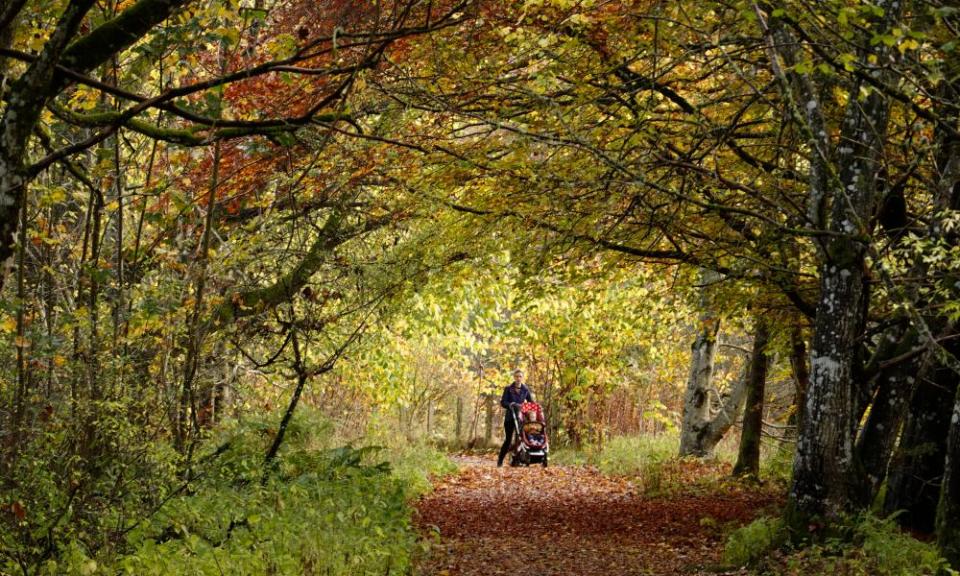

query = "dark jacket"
[[500, 383, 532, 416]]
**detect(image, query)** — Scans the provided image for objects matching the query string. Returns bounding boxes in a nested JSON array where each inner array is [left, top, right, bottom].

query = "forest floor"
[[413, 453, 783, 576]]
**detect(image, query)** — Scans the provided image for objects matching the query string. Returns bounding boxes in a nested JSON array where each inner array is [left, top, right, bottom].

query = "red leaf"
[[11, 501, 25, 521]]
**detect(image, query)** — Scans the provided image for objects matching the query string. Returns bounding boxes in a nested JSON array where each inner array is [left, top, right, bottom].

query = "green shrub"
[[759, 443, 794, 485], [856, 514, 952, 576], [739, 513, 957, 576], [20, 408, 450, 576], [112, 454, 414, 576], [582, 435, 683, 493], [362, 414, 458, 496], [724, 516, 787, 567], [384, 441, 458, 497], [551, 433, 737, 493], [0, 397, 183, 576], [111, 411, 417, 576]]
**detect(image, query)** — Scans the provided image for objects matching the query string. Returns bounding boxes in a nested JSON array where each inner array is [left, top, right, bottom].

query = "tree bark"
[[938, 370, 960, 568], [262, 333, 308, 485], [679, 312, 751, 457], [733, 318, 769, 478], [679, 270, 742, 457], [885, 358, 957, 533], [0, 0, 29, 39], [853, 325, 922, 508], [787, 322, 808, 434], [455, 395, 464, 447], [787, 158, 875, 525], [484, 392, 493, 446], [679, 307, 721, 456], [176, 141, 222, 450], [779, 0, 901, 525], [934, 38, 960, 569], [862, 40, 960, 515]]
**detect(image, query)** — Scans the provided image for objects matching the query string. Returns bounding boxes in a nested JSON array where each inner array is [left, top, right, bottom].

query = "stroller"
[[509, 401, 549, 467]]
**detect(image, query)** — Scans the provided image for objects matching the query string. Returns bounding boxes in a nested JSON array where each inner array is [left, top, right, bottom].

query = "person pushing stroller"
[[497, 368, 533, 467]]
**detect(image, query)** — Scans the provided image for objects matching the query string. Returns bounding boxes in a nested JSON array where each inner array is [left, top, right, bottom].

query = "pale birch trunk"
[[679, 271, 749, 457], [679, 307, 723, 456]]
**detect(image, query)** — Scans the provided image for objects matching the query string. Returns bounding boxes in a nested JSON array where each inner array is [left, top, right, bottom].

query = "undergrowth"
[[10, 408, 454, 576], [362, 414, 459, 497], [725, 513, 956, 576], [551, 433, 744, 494]]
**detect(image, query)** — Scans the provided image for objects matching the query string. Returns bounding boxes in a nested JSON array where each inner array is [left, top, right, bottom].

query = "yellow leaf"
[[0, 317, 16, 333], [899, 38, 920, 53]]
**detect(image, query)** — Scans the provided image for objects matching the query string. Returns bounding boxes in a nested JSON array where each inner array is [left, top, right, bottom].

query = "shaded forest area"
[[1, 0, 960, 574]]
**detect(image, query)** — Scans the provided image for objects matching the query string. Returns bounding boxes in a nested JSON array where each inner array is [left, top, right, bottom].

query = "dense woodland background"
[[1, 0, 960, 574]]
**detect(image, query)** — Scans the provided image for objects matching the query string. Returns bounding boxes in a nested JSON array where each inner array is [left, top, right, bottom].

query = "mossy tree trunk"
[[931, 36, 960, 562], [787, 322, 809, 435]]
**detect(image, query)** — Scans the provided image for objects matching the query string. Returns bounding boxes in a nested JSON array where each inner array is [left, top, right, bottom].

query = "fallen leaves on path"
[[414, 454, 782, 576]]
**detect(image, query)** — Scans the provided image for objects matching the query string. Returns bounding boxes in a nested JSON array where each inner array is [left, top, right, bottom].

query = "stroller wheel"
[[542, 455, 548, 468]]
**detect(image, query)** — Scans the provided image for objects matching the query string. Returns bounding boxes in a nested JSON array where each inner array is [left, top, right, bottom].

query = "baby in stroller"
[[509, 401, 549, 467]]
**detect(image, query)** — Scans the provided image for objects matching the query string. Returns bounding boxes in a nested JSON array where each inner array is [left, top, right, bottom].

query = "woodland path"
[[414, 454, 779, 576]]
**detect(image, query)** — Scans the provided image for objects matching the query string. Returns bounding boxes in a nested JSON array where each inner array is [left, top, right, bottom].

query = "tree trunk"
[[938, 373, 960, 568], [787, 323, 809, 435], [679, 306, 720, 456], [426, 399, 433, 437], [853, 326, 922, 508], [733, 318, 769, 478], [788, 222, 872, 524], [934, 40, 960, 569], [884, 361, 957, 533], [780, 0, 901, 524], [865, 41, 960, 516], [455, 395, 463, 447], [0, 1, 97, 287], [86, 183, 105, 402], [262, 333, 320, 485], [678, 270, 737, 457], [679, 316, 752, 457]]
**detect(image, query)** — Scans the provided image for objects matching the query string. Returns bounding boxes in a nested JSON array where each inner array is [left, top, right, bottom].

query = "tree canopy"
[[2, 0, 960, 573]]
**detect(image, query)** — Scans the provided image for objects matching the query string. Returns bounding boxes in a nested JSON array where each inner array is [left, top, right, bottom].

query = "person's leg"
[[497, 418, 514, 466]]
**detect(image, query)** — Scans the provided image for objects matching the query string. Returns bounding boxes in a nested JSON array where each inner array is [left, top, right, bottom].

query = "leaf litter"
[[414, 454, 781, 575]]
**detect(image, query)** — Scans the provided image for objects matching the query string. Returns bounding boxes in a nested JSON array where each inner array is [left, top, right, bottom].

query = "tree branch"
[[57, 0, 191, 82], [208, 212, 393, 329]]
